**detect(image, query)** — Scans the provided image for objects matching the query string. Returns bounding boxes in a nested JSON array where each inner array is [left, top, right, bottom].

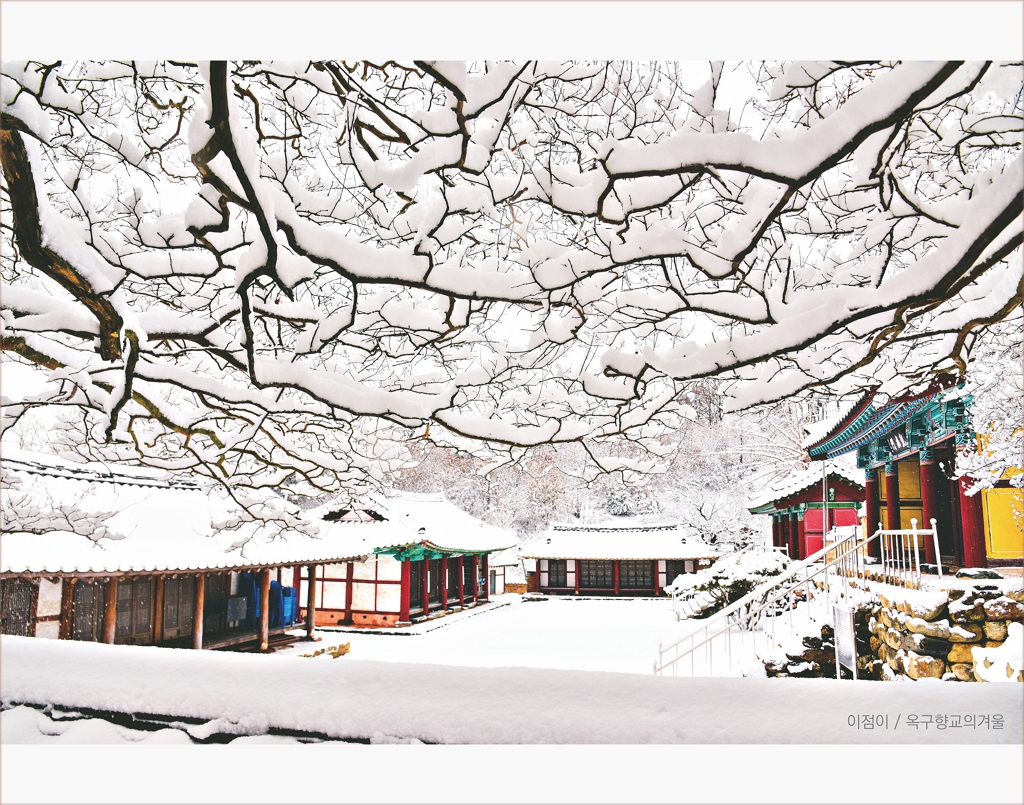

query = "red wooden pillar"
[[481, 554, 489, 601], [399, 559, 411, 623], [574, 560, 580, 595], [788, 512, 799, 559], [422, 560, 430, 618], [458, 556, 465, 607], [771, 516, 779, 548], [441, 557, 449, 610], [796, 511, 807, 561], [864, 470, 881, 559], [292, 567, 301, 590], [344, 561, 354, 622], [652, 560, 659, 595], [613, 561, 620, 595], [884, 462, 900, 532], [918, 450, 939, 564], [957, 477, 987, 569], [471, 556, 479, 602]]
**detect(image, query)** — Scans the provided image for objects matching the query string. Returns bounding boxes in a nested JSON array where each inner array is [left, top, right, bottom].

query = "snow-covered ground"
[[273, 594, 691, 674]]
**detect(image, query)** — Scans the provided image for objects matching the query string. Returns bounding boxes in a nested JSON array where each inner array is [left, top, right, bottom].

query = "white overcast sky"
[[1, 1, 1022, 59]]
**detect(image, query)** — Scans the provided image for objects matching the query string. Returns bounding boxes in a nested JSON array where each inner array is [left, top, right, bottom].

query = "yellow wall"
[[983, 487, 1024, 559], [898, 458, 921, 500]]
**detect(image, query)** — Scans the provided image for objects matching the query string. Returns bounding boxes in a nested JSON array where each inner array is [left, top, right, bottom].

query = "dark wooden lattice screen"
[[664, 560, 688, 586], [409, 562, 423, 609], [1, 579, 36, 636], [203, 574, 229, 637], [547, 560, 567, 587], [115, 578, 154, 643], [579, 560, 614, 588], [619, 560, 653, 589], [428, 560, 441, 604], [162, 576, 195, 640], [71, 581, 105, 642]]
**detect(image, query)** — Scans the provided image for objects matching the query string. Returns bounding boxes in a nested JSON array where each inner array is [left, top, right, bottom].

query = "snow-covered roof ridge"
[[2, 448, 200, 490], [746, 461, 864, 511], [315, 489, 516, 556], [551, 522, 680, 534], [523, 525, 717, 561]]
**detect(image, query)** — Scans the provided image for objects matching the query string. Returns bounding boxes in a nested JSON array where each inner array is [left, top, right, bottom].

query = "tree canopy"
[[2, 60, 1021, 499]]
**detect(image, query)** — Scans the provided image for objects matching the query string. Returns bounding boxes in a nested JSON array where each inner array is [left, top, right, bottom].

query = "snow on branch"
[[1, 59, 1021, 489]]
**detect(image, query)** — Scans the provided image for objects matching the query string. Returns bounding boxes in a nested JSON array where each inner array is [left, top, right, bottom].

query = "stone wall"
[[868, 585, 1024, 682]]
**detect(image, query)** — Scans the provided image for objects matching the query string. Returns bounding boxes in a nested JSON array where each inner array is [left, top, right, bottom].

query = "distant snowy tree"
[[955, 309, 1024, 492], [2, 60, 1020, 494]]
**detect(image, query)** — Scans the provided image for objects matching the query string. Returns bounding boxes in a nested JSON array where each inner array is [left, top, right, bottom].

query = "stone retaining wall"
[[868, 586, 1024, 682]]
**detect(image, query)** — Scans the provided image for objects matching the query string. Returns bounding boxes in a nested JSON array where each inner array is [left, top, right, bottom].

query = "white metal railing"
[[654, 519, 940, 678]]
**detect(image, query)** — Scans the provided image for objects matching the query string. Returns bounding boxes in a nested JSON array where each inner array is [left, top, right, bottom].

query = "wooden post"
[[59, 577, 76, 640], [481, 554, 489, 601], [864, 471, 882, 559], [345, 561, 354, 623], [458, 557, 465, 607], [652, 560, 659, 596], [471, 556, 478, 602], [193, 574, 205, 649], [102, 577, 118, 644], [796, 511, 807, 560], [440, 557, 449, 610], [153, 576, 165, 644], [399, 559, 411, 623], [957, 476, 987, 569], [259, 568, 271, 651], [788, 511, 799, 559], [292, 566, 301, 590], [574, 560, 580, 595], [305, 564, 316, 638], [918, 450, 939, 565], [885, 462, 901, 533], [613, 561, 620, 595], [422, 560, 430, 617]]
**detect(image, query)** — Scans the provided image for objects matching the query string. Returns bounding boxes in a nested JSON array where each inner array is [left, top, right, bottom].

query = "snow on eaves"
[[523, 523, 718, 561], [801, 390, 876, 450], [746, 461, 865, 511]]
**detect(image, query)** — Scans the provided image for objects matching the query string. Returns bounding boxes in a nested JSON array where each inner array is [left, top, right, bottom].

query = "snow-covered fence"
[[655, 522, 940, 678]]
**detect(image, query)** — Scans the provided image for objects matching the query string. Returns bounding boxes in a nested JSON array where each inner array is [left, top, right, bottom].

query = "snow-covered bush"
[[665, 550, 791, 615]]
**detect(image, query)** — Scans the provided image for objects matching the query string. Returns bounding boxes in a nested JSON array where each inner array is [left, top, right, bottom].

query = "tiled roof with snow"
[[2, 455, 368, 575], [522, 523, 718, 561], [312, 491, 516, 557], [746, 461, 865, 511]]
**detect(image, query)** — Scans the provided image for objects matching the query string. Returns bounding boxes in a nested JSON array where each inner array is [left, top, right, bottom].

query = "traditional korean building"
[[747, 462, 865, 560], [0, 451, 363, 649], [303, 492, 516, 627], [803, 378, 1023, 569], [522, 523, 719, 596]]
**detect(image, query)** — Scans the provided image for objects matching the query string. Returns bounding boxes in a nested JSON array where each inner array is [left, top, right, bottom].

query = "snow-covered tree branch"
[[2, 60, 1021, 488]]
